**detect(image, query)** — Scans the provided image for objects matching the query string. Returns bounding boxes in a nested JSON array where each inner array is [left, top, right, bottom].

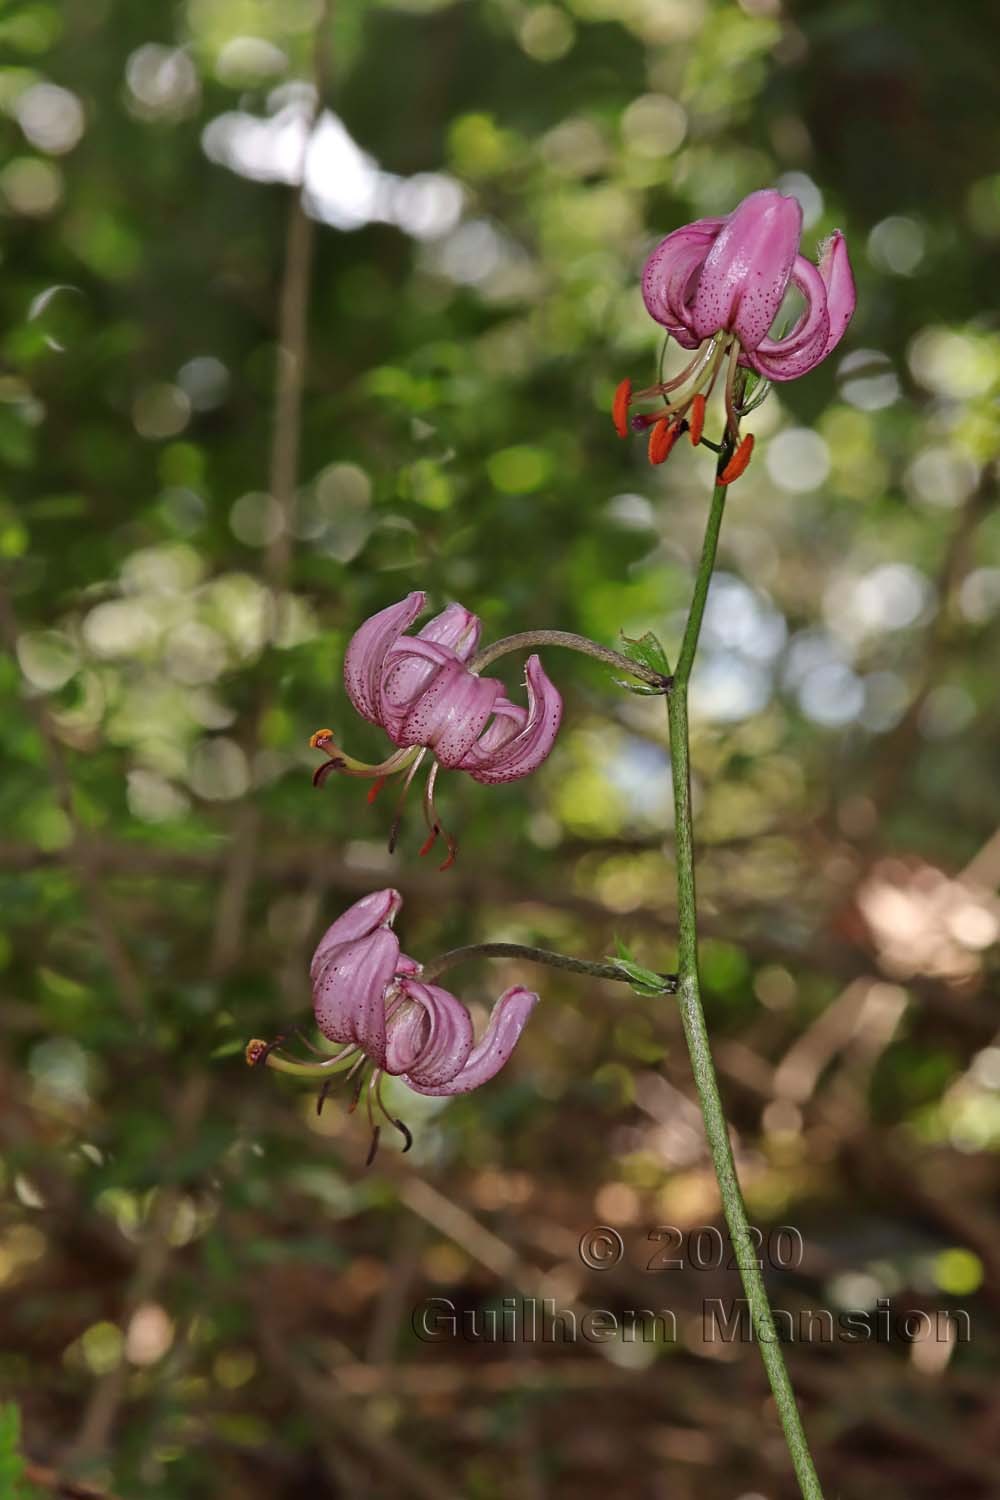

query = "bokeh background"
[[2, 0, 1000, 1496]]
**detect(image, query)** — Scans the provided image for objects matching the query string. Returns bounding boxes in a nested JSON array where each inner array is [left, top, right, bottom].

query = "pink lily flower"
[[311, 592, 563, 867], [614, 188, 856, 476], [253, 889, 538, 1160]]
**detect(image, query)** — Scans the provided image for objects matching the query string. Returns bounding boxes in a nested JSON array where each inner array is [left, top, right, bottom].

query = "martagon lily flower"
[[247, 889, 538, 1162], [310, 592, 563, 868], [613, 188, 856, 478]]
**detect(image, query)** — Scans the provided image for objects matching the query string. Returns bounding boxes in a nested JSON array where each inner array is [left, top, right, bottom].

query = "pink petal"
[[397, 659, 502, 767], [467, 699, 526, 759], [816, 230, 856, 361], [745, 253, 830, 381], [343, 591, 424, 725], [417, 602, 482, 661], [457, 655, 562, 784], [642, 219, 724, 345], [312, 926, 399, 1063], [379, 638, 455, 740], [690, 189, 802, 350], [382, 999, 431, 1075], [404, 986, 538, 1097], [390, 980, 474, 1086], [310, 889, 402, 985]]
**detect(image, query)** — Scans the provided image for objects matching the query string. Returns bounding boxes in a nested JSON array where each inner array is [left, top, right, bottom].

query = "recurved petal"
[[397, 659, 502, 766], [458, 655, 562, 784], [387, 980, 474, 1086], [379, 638, 455, 740], [642, 219, 723, 343], [417, 602, 482, 661], [310, 889, 402, 984], [344, 591, 424, 725], [691, 189, 801, 349], [404, 986, 538, 1097], [312, 926, 399, 1056], [745, 253, 831, 382], [465, 699, 525, 759], [816, 230, 856, 361]]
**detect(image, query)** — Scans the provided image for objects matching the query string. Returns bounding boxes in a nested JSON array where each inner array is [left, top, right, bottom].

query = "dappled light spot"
[[16, 83, 84, 154], [776, 169, 823, 228], [0, 157, 62, 215], [125, 44, 199, 121], [837, 349, 901, 410], [187, 737, 250, 801], [765, 427, 830, 492], [868, 214, 926, 276], [125, 1303, 174, 1366]]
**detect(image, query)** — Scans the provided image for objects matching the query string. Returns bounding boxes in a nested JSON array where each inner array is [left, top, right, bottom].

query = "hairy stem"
[[421, 941, 675, 989], [668, 475, 824, 1500], [468, 630, 670, 691]]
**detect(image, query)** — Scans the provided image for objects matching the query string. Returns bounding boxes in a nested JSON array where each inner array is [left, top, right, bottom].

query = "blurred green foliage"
[[1, 0, 999, 1497]]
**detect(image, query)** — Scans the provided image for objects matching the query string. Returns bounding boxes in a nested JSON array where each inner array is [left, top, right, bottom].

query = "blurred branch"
[[65, 1072, 210, 1467], [209, 5, 329, 977], [255, 1305, 465, 1500], [22, 1463, 123, 1500]]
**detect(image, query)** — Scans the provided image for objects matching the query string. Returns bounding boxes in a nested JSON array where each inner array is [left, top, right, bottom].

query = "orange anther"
[[612, 378, 632, 438], [688, 394, 706, 446], [245, 1040, 268, 1068], [648, 416, 679, 466], [718, 434, 754, 485], [418, 831, 438, 857], [310, 728, 335, 751], [367, 776, 387, 804]]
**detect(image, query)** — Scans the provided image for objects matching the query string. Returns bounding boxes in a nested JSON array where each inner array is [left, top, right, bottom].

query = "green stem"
[[467, 630, 670, 692], [421, 941, 674, 989], [668, 478, 824, 1500]]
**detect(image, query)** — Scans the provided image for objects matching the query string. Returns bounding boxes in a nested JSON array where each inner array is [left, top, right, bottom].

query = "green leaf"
[[608, 939, 677, 998], [616, 630, 671, 694]]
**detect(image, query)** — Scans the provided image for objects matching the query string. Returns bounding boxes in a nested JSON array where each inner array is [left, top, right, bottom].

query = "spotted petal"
[[386, 980, 475, 1085], [690, 190, 802, 351], [396, 656, 503, 766], [417, 603, 482, 661], [457, 655, 562, 784], [403, 986, 538, 1096], [343, 591, 424, 725], [642, 218, 724, 348], [310, 888, 401, 985], [312, 926, 399, 1062]]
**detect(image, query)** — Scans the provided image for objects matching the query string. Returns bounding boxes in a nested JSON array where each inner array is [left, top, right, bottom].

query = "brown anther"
[[648, 417, 679, 467], [313, 758, 345, 788], [718, 433, 755, 486], [688, 394, 706, 446], [418, 830, 438, 858], [309, 728, 336, 751], [612, 378, 632, 439]]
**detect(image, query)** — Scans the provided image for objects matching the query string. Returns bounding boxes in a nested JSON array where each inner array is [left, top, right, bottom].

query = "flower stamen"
[[719, 434, 755, 485], [612, 378, 632, 438], [688, 393, 706, 446]]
